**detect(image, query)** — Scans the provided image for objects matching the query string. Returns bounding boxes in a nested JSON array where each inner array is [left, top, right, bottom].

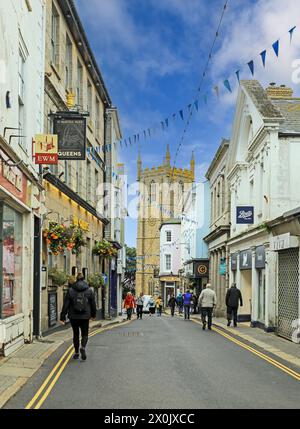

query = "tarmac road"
[[5, 315, 300, 409]]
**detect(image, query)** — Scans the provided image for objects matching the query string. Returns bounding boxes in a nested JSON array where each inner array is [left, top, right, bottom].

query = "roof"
[[271, 99, 300, 134], [241, 80, 283, 120], [159, 219, 181, 230]]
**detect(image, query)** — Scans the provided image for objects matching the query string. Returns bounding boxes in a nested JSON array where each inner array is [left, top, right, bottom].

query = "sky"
[[76, 0, 300, 247]]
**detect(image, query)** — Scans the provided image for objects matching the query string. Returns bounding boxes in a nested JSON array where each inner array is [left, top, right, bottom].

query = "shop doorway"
[[257, 269, 266, 324], [164, 282, 175, 305], [240, 270, 252, 321]]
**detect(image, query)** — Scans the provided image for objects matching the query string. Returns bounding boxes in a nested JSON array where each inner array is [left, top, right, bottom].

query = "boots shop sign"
[[236, 206, 254, 224], [53, 113, 86, 160]]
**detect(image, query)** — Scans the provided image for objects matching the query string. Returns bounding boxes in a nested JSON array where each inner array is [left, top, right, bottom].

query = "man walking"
[[226, 283, 243, 327], [177, 292, 184, 314], [183, 290, 193, 320], [136, 293, 144, 320], [60, 273, 97, 361], [198, 283, 217, 330], [168, 295, 177, 317], [123, 292, 136, 320]]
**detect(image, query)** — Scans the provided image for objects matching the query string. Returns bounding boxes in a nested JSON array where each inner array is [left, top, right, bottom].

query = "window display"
[[2, 205, 22, 318]]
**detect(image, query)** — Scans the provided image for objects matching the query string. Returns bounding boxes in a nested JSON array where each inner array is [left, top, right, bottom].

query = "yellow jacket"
[[155, 298, 162, 308]]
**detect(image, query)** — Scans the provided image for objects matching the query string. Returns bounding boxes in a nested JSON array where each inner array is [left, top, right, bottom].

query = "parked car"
[[143, 295, 152, 313]]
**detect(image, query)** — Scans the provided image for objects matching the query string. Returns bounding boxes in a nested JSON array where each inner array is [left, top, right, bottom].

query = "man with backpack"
[[60, 273, 97, 361]]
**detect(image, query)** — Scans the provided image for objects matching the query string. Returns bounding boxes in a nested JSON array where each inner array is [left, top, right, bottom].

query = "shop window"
[[1, 205, 23, 319]]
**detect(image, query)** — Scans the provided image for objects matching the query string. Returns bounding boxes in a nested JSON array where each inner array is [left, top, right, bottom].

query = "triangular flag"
[[214, 86, 219, 98], [134, 135, 136, 143], [188, 104, 192, 112], [129, 137, 132, 145], [272, 40, 279, 57], [194, 100, 199, 111], [161, 121, 165, 131], [235, 70, 240, 84], [165, 118, 169, 128], [143, 130, 147, 139], [137, 133, 140, 141], [223, 79, 232, 93], [172, 113, 176, 121], [289, 26, 296, 43], [179, 110, 184, 121], [247, 60, 254, 76], [260, 50, 266, 67]]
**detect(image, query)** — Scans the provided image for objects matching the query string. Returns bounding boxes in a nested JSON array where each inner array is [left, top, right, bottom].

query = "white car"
[[142, 295, 152, 313]]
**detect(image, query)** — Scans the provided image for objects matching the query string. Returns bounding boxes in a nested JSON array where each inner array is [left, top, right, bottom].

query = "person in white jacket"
[[198, 284, 217, 331]]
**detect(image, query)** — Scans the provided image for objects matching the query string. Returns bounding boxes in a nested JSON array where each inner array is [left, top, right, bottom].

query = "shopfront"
[[255, 246, 266, 325]]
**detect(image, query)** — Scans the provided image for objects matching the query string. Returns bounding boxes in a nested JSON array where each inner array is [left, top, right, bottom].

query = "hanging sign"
[[236, 206, 254, 224], [53, 114, 86, 160], [34, 134, 58, 165]]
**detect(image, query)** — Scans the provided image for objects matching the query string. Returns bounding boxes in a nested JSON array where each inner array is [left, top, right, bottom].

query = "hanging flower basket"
[[69, 224, 86, 255], [92, 240, 118, 259], [48, 268, 68, 288], [44, 222, 86, 256], [88, 273, 105, 289]]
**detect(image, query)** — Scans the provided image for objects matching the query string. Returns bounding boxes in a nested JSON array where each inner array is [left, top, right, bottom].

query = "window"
[[165, 254, 171, 272], [166, 231, 172, 242], [51, 4, 59, 68], [65, 35, 72, 91], [94, 169, 98, 208], [150, 181, 156, 204], [86, 159, 92, 203], [2, 205, 23, 319], [76, 60, 83, 107], [18, 49, 26, 148], [95, 98, 100, 141], [87, 81, 93, 127]]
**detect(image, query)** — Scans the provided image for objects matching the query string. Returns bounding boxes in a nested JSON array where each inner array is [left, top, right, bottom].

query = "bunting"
[[272, 40, 279, 57], [260, 50, 267, 68]]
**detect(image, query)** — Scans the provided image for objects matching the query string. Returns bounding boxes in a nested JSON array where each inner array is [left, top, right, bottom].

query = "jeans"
[[127, 308, 133, 320], [157, 306, 162, 317], [137, 305, 143, 319], [184, 305, 191, 320], [201, 307, 213, 328], [227, 306, 238, 325], [170, 306, 176, 317], [70, 319, 90, 353]]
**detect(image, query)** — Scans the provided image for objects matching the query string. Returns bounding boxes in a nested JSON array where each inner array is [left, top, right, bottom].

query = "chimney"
[[266, 82, 293, 99]]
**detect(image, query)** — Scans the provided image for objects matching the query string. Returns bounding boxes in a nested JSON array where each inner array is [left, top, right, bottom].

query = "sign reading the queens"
[[53, 114, 86, 160], [236, 206, 254, 224]]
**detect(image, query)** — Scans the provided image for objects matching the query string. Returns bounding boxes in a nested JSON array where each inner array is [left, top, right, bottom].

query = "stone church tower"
[[136, 146, 195, 296]]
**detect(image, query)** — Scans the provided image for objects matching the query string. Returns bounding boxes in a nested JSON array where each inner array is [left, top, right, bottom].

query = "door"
[[277, 249, 299, 340], [33, 216, 41, 337], [258, 269, 266, 324]]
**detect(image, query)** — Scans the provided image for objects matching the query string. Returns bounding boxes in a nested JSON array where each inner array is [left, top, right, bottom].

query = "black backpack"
[[70, 289, 89, 314]]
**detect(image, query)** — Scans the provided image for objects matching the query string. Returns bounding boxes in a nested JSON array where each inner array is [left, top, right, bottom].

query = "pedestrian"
[[155, 296, 163, 317], [147, 296, 156, 316], [183, 289, 193, 320], [168, 295, 177, 317], [192, 293, 198, 314], [177, 292, 184, 314], [123, 292, 136, 320], [198, 283, 217, 331], [136, 292, 144, 320], [60, 273, 97, 361], [226, 283, 243, 327]]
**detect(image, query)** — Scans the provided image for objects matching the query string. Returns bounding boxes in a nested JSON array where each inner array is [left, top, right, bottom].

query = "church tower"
[[136, 147, 195, 297]]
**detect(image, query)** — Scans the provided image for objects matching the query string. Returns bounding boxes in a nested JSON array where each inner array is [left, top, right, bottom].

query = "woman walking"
[[147, 296, 156, 316], [155, 296, 163, 317], [123, 292, 136, 320]]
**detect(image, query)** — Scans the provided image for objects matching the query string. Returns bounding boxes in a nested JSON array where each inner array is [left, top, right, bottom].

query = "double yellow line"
[[192, 319, 300, 382], [26, 321, 131, 410]]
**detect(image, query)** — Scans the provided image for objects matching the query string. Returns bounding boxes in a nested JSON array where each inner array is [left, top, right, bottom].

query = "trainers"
[[73, 353, 79, 360], [227, 321, 231, 327], [80, 347, 87, 361]]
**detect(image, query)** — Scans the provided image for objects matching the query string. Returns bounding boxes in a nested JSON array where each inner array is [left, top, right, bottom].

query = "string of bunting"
[[94, 24, 297, 153]]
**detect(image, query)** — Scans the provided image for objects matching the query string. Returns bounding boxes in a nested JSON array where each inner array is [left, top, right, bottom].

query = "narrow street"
[[5, 316, 300, 410]]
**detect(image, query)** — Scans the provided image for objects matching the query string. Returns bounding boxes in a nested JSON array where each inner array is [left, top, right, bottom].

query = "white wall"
[[160, 224, 181, 275]]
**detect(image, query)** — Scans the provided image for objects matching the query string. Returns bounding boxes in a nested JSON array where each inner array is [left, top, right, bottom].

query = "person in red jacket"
[[123, 292, 136, 320]]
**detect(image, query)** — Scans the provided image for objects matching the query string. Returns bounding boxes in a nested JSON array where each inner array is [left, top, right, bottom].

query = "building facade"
[[204, 139, 230, 316], [0, 0, 46, 355], [227, 80, 300, 339], [159, 220, 181, 303], [136, 146, 194, 296], [41, 0, 114, 332]]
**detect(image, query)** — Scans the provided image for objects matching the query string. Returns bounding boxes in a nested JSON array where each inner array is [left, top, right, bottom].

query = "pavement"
[[189, 313, 300, 368], [0, 316, 125, 409], [4, 314, 300, 409]]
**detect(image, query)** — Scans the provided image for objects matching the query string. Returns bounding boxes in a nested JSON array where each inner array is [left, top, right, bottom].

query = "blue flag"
[[179, 110, 184, 121], [248, 60, 254, 76], [165, 118, 169, 128], [272, 40, 279, 57], [223, 79, 232, 93], [194, 100, 199, 111], [289, 26, 296, 43], [260, 50, 266, 67], [235, 70, 240, 84]]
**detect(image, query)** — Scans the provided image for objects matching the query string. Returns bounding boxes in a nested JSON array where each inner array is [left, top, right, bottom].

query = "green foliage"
[[48, 268, 68, 287], [92, 240, 118, 258], [88, 273, 104, 289]]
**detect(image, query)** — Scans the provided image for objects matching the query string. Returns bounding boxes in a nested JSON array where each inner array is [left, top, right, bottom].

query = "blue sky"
[[76, 0, 300, 247]]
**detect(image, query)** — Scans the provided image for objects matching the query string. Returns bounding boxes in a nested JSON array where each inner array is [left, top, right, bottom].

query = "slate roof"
[[271, 99, 300, 134], [241, 80, 283, 120]]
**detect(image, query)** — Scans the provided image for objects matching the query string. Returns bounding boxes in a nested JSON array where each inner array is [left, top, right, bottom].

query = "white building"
[[159, 220, 181, 303], [0, 0, 45, 355], [227, 81, 300, 339]]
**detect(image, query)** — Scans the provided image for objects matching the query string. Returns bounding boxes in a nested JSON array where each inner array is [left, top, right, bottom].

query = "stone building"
[[204, 139, 230, 316], [136, 146, 194, 297], [41, 0, 115, 332]]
